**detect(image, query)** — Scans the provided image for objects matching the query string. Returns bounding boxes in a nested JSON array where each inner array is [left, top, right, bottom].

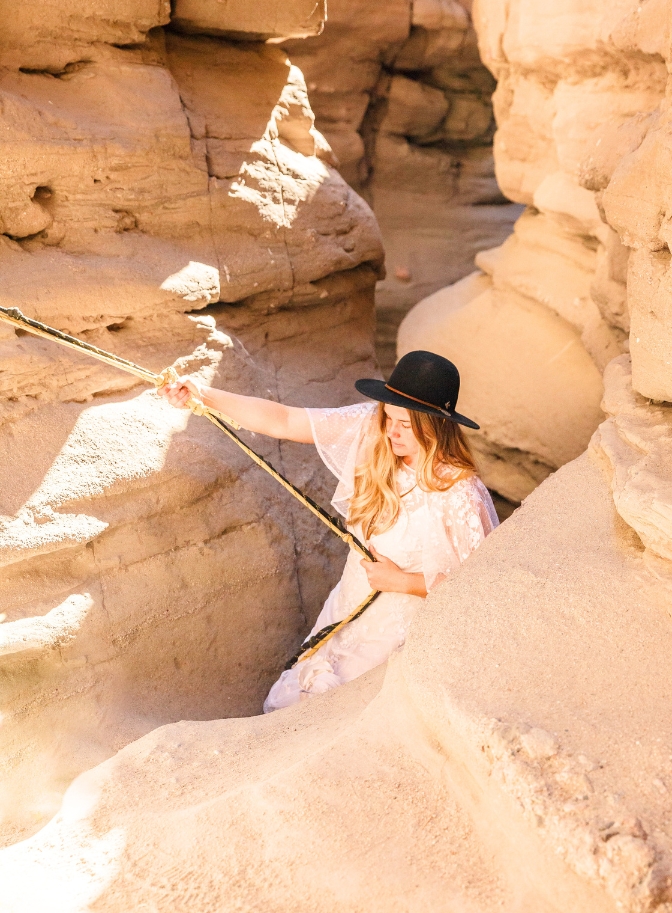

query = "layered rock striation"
[[284, 0, 522, 372], [400, 0, 668, 504], [0, 2, 384, 845]]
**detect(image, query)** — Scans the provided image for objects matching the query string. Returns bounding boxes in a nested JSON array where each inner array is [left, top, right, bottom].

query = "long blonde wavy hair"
[[348, 403, 477, 539]]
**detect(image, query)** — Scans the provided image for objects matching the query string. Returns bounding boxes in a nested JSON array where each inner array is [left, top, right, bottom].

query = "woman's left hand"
[[360, 546, 427, 597]]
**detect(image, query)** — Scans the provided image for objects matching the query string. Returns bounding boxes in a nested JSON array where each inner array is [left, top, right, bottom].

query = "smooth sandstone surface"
[[474, 0, 670, 404], [398, 271, 604, 501], [3, 443, 672, 913], [595, 356, 672, 564], [405, 447, 672, 913], [0, 0, 171, 70]]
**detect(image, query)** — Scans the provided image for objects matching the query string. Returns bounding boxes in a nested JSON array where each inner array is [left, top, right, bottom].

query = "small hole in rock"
[[33, 186, 52, 202], [114, 211, 138, 233], [107, 319, 131, 332]]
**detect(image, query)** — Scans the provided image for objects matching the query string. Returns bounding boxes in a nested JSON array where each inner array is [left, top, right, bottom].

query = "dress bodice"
[[307, 403, 499, 591]]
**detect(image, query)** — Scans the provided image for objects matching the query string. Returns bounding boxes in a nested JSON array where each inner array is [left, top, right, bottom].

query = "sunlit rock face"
[[284, 0, 522, 372], [393, 10, 672, 903], [0, 3, 383, 845], [171, 0, 326, 40], [4, 6, 672, 913], [400, 0, 669, 504]]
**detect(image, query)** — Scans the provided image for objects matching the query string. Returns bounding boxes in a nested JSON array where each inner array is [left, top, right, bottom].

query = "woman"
[[159, 350, 498, 712]]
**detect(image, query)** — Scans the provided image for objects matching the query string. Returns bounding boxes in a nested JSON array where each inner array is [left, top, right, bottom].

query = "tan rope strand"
[[288, 589, 380, 666], [0, 306, 375, 560], [202, 412, 382, 664], [0, 305, 380, 663], [0, 306, 241, 428], [0, 306, 157, 383], [203, 412, 374, 561]]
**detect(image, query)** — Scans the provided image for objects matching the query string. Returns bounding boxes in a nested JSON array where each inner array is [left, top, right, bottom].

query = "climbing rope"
[[0, 306, 379, 667]]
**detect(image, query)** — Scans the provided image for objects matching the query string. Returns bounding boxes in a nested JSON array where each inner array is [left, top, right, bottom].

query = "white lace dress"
[[263, 403, 499, 713]]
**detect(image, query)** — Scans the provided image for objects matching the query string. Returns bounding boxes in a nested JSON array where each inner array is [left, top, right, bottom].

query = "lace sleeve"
[[423, 476, 499, 591], [306, 402, 377, 518]]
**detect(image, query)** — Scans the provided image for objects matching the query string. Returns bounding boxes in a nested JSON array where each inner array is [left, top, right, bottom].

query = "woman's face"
[[384, 404, 420, 467]]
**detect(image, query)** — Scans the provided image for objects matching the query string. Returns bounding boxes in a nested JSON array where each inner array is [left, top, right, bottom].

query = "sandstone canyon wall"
[[0, 0, 385, 845], [284, 0, 522, 372], [3, 4, 672, 913], [399, 0, 668, 505]]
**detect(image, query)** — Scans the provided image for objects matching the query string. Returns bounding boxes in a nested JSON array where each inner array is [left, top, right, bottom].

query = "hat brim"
[[354, 378, 480, 431]]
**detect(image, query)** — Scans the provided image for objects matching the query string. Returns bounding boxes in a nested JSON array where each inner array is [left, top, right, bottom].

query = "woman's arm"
[[360, 547, 428, 598], [157, 377, 314, 443]]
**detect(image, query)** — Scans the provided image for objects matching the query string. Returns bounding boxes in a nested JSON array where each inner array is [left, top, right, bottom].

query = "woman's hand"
[[157, 376, 202, 410], [360, 546, 427, 597]]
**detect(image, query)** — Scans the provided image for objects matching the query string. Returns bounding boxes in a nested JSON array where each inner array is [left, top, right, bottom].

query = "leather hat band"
[[384, 383, 451, 414]]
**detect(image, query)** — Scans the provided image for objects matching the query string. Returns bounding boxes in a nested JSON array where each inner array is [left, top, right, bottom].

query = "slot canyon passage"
[[1, 0, 672, 910]]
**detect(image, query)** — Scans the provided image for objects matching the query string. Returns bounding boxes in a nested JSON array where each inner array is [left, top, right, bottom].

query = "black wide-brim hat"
[[355, 350, 479, 430]]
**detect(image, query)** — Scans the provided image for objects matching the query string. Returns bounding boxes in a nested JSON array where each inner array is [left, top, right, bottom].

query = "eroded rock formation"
[[284, 0, 521, 371], [0, 2, 384, 845], [3, 3, 672, 913], [400, 0, 668, 503]]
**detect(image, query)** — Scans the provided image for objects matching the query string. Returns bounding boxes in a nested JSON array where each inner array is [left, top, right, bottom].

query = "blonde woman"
[[159, 350, 498, 712]]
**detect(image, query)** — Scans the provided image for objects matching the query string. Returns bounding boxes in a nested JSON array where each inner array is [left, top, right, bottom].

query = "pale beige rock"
[[473, 0, 671, 408], [5, 2, 672, 910], [443, 23, 672, 907], [398, 273, 604, 501], [165, 35, 382, 298], [533, 171, 604, 237], [0, 38, 380, 311], [400, 0, 672, 502], [405, 451, 672, 912], [555, 75, 664, 183], [443, 92, 493, 142], [490, 74, 559, 205], [3, 451, 672, 913], [0, 274, 379, 845], [413, 0, 470, 31], [520, 727, 559, 761], [593, 356, 672, 563], [487, 211, 622, 371], [0, 665, 522, 913], [284, 0, 520, 373], [282, 0, 411, 186], [383, 75, 450, 140], [590, 228, 630, 335], [601, 108, 672, 401], [625, 247, 672, 402], [476, 0, 664, 73]]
